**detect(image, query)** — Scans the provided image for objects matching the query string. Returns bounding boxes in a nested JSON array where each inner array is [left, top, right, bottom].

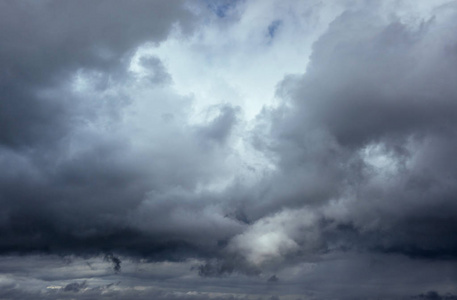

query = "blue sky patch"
[[267, 20, 282, 39], [205, 0, 241, 18]]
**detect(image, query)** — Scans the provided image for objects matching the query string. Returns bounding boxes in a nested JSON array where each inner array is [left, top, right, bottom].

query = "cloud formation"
[[1, 0, 457, 299]]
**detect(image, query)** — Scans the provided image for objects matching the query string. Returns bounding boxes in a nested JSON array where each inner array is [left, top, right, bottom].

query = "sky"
[[1, 0, 457, 299]]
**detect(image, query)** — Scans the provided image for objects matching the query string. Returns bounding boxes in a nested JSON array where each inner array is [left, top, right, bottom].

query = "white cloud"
[[229, 208, 320, 265]]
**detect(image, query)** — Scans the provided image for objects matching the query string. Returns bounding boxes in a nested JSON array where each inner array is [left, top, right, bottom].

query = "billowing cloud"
[[2, 0, 457, 299], [228, 209, 320, 266]]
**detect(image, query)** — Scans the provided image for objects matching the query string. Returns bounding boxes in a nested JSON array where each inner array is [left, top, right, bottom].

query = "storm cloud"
[[1, 0, 457, 299]]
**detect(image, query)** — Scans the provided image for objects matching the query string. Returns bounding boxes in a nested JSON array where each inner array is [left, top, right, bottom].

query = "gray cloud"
[[239, 4, 457, 261], [2, 0, 457, 299], [0, 0, 228, 260], [413, 291, 457, 300], [104, 253, 122, 273], [0, 0, 194, 149], [63, 281, 87, 293]]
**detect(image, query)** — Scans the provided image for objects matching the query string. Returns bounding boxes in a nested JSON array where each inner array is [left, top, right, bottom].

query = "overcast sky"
[[1, 0, 457, 299]]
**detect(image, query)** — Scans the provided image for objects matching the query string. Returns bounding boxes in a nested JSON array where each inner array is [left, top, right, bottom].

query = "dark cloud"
[[63, 281, 87, 293], [241, 6, 457, 262], [0, 283, 266, 300], [196, 105, 240, 144], [413, 291, 457, 300], [2, 0, 457, 299], [197, 257, 260, 277], [0, 0, 235, 262], [104, 253, 122, 273], [0, 0, 194, 149], [139, 56, 172, 85]]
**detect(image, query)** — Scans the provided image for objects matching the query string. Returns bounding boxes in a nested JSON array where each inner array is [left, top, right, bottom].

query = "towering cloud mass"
[[1, 0, 457, 299]]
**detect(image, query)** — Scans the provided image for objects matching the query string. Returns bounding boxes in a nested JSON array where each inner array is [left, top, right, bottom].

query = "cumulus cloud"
[[2, 0, 457, 299], [228, 209, 320, 266], [236, 0, 457, 261]]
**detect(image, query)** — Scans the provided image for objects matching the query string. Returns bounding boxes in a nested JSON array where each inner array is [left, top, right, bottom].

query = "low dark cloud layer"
[[2, 0, 457, 299]]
